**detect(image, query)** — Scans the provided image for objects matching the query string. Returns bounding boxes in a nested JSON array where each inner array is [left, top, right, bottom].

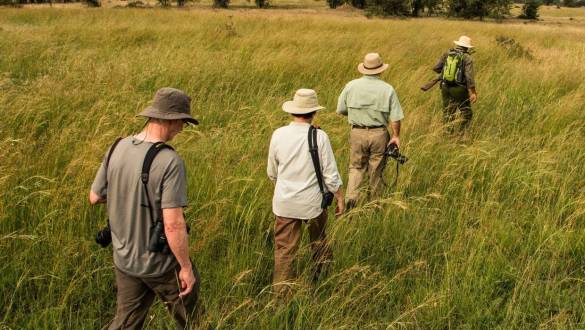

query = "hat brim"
[[138, 106, 199, 125], [454, 41, 474, 48], [358, 63, 388, 75], [282, 101, 324, 114]]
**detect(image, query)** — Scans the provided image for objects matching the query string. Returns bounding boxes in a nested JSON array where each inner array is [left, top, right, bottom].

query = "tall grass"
[[1, 7, 585, 329]]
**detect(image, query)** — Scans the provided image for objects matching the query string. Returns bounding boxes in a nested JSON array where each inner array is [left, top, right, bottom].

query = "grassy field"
[[1, 5, 585, 329]]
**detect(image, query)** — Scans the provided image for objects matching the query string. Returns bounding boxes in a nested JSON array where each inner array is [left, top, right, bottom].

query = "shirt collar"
[[362, 75, 381, 80], [289, 122, 311, 126]]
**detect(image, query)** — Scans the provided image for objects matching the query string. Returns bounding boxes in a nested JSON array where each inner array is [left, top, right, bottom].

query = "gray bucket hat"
[[138, 87, 199, 125]]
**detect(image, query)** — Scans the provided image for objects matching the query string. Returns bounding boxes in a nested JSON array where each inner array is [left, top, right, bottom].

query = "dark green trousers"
[[441, 84, 472, 133]]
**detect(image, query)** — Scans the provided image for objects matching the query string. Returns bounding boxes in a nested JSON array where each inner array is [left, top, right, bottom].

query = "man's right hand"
[[178, 265, 196, 298], [335, 197, 345, 216], [333, 189, 345, 216], [469, 93, 477, 104]]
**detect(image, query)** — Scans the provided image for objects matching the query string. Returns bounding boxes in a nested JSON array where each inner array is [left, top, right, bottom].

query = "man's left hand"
[[388, 136, 400, 148]]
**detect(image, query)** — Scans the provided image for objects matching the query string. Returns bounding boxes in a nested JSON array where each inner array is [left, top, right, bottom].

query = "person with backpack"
[[89, 87, 200, 329], [267, 89, 344, 296], [336, 53, 404, 210], [433, 36, 477, 134]]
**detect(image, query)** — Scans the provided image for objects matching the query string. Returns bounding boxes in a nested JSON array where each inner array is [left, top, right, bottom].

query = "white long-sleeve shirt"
[[267, 122, 343, 219]]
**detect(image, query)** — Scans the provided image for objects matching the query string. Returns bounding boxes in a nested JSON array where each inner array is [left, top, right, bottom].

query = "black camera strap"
[[308, 126, 329, 202], [101, 137, 123, 230], [106, 137, 123, 171], [141, 142, 174, 225]]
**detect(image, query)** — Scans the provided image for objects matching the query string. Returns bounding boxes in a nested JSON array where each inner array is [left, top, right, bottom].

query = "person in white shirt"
[[267, 89, 344, 295]]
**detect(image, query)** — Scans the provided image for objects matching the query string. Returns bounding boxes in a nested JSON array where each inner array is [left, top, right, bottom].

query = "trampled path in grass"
[[0, 7, 584, 329]]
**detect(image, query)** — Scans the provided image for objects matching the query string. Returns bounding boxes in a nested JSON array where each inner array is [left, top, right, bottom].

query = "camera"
[[385, 143, 408, 165], [321, 191, 334, 209], [148, 221, 171, 254], [96, 225, 112, 248]]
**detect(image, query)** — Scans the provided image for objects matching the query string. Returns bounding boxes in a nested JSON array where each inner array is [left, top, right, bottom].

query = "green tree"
[[213, 0, 229, 7], [365, 0, 410, 16], [446, 0, 511, 19], [519, 0, 541, 18]]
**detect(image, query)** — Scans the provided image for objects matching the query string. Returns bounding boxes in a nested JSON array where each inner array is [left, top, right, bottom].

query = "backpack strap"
[[308, 125, 327, 195], [141, 142, 175, 224]]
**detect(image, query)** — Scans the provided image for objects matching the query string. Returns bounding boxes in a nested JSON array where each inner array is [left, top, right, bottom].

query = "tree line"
[[329, 0, 584, 19], [2, 0, 584, 19]]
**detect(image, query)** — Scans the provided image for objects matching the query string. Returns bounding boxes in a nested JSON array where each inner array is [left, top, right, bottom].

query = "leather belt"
[[351, 125, 385, 129]]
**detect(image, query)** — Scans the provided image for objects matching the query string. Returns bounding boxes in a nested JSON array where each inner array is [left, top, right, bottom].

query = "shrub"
[[446, 0, 512, 19], [213, 0, 229, 7], [327, 0, 344, 8], [351, 0, 366, 9], [519, 0, 541, 19], [255, 0, 268, 8], [85, 0, 100, 7], [365, 0, 410, 16], [495, 35, 533, 59]]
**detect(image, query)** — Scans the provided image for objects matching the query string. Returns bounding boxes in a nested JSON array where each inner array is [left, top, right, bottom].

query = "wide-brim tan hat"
[[454, 35, 474, 49], [358, 53, 389, 75], [138, 87, 199, 125], [282, 89, 325, 114]]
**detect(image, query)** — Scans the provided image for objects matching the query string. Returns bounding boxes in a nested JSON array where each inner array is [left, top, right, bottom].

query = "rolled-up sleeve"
[[267, 133, 278, 182], [432, 53, 446, 73], [389, 88, 404, 122], [336, 85, 349, 116], [319, 132, 342, 193]]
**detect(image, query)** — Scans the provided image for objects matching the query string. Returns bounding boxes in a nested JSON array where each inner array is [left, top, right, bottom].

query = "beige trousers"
[[272, 211, 332, 294], [346, 127, 390, 202]]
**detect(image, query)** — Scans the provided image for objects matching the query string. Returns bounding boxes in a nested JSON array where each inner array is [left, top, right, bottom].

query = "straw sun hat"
[[454, 35, 474, 48], [282, 89, 325, 114], [357, 53, 389, 75]]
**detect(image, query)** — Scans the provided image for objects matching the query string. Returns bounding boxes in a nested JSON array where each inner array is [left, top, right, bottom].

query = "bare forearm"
[[390, 120, 401, 138], [334, 188, 344, 201], [166, 225, 191, 268], [163, 209, 191, 268]]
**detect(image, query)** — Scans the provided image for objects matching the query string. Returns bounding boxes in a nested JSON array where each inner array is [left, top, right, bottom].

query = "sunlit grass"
[[0, 6, 584, 329]]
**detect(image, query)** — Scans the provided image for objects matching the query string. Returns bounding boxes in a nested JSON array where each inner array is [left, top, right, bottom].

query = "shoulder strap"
[[106, 137, 123, 170], [308, 126, 327, 194], [141, 142, 175, 224], [141, 142, 175, 185]]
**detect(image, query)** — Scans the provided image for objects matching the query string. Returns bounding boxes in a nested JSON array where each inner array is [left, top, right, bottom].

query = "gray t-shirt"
[[91, 137, 188, 277]]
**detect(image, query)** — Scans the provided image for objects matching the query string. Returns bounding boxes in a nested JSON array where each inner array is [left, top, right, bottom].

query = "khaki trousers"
[[108, 264, 200, 330], [346, 127, 390, 202], [272, 211, 332, 294]]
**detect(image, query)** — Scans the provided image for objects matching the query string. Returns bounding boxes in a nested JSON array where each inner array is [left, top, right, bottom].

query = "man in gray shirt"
[[90, 88, 199, 329]]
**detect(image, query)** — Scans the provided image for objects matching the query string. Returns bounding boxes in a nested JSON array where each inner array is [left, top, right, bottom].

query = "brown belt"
[[351, 125, 385, 129]]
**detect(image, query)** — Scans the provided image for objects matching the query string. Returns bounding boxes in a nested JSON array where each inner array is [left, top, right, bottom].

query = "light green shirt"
[[336, 75, 404, 126]]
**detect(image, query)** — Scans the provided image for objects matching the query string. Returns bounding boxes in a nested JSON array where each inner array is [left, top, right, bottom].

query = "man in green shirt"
[[433, 35, 477, 134], [337, 53, 404, 209]]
